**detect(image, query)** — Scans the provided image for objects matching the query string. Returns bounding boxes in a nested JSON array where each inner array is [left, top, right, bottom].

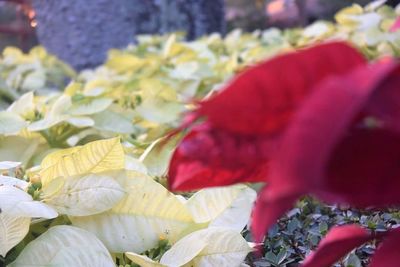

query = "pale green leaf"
[[140, 137, 177, 177], [7, 92, 35, 117], [136, 98, 185, 124], [0, 185, 58, 219], [396, 3, 400, 15], [302, 21, 333, 39], [48, 94, 72, 115], [106, 52, 146, 73], [335, 4, 364, 26], [0, 111, 27, 135], [68, 98, 113, 116], [350, 13, 382, 30], [0, 161, 21, 170], [42, 172, 125, 216], [125, 252, 166, 267], [41, 176, 65, 198], [21, 69, 46, 91], [65, 116, 94, 127], [83, 86, 106, 97], [176, 79, 201, 101], [186, 185, 256, 232], [163, 34, 177, 58], [0, 215, 30, 257], [28, 94, 72, 131], [160, 228, 252, 267], [261, 28, 285, 45], [169, 62, 199, 79], [0, 175, 28, 190], [208, 186, 257, 231], [365, 0, 387, 12], [9, 225, 114, 267], [160, 237, 207, 267], [70, 171, 193, 253], [187, 186, 239, 222], [92, 109, 136, 134], [39, 137, 125, 186], [0, 136, 39, 166], [64, 82, 83, 95], [125, 155, 148, 174], [40, 146, 80, 170], [27, 115, 66, 131]]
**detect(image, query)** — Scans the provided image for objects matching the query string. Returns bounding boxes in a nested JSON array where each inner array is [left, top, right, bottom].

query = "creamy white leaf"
[[160, 227, 252, 267], [0, 112, 27, 135], [0, 215, 30, 257], [70, 171, 193, 253], [0, 175, 28, 190], [0, 185, 58, 218], [9, 225, 114, 267], [0, 161, 21, 170], [187, 185, 256, 231], [43, 173, 125, 216]]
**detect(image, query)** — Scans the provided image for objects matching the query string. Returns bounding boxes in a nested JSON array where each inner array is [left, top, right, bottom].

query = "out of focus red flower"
[[251, 59, 400, 243], [390, 17, 400, 32], [168, 42, 366, 191], [302, 224, 400, 267], [167, 38, 400, 266], [302, 225, 376, 267]]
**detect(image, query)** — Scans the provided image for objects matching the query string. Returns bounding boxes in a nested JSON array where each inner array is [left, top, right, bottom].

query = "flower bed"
[[1, 2, 400, 266]]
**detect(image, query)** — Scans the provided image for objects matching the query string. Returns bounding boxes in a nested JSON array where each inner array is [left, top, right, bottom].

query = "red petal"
[[269, 61, 399, 205], [325, 129, 400, 206], [251, 186, 299, 243], [370, 228, 400, 267], [365, 70, 400, 132], [168, 124, 277, 191], [302, 225, 373, 267], [198, 42, 366, 135], [390, 17, 400, 32], [168, 42, 366, 192]]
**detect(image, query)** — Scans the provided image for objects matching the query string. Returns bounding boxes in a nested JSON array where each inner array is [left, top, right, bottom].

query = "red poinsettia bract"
[[390, 17, 400, 32], [302, 224, 400, 267], [168, 40, 400, 265], [251, 58, 400, 266], [251, 58, 400, 240], [168, 41, 366, 191]]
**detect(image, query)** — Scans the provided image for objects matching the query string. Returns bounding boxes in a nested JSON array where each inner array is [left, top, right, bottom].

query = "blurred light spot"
[[30, 20, 37, 28], [28, 10, 36, 19], [267, 0, 285, 14]]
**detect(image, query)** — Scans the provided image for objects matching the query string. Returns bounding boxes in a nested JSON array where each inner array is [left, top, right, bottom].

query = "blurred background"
[[1, 0, 399, 69]]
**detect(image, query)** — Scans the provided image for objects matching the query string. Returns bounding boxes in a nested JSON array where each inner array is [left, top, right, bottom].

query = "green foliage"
[[248, 197, 399, 267]]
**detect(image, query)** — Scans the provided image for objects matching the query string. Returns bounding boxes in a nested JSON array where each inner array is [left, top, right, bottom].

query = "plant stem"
[[39, 130, 57, 147], [56, 126, 82, 144]]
